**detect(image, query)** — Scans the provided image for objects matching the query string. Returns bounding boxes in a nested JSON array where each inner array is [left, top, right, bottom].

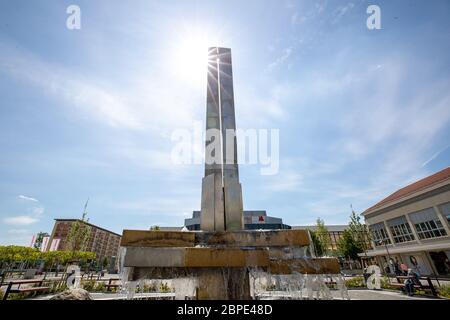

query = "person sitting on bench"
[[404, 269, 420, 296]]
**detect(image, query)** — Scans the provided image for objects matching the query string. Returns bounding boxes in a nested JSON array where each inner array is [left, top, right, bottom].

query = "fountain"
[[119, 47, 340, 300]]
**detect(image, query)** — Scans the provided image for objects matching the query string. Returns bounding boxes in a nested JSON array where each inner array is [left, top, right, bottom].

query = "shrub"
[[437, 284, 450, 298], [81, 280, 108, 292], [108, 285, 118, 293], [159, 282, 171, 293], [82, 280, 96, 292], [268, 284, 276, 291], [380, 277, 398, 290], [326, 282, 337, 290], [7, 292, 28, 300], [52, 282, 67, 293], [94, 282, 106, 292], [415, 289, 427, 296], [345, 276, 365, 288], [143, 282, 157, 293]]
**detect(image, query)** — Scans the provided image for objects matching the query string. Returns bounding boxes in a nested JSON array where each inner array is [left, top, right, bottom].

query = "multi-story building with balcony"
[[48, 218, 121, 266]]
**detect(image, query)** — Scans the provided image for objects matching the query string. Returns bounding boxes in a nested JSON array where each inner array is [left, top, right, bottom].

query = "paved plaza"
[[28, 289, 444, 300], [342, 289, 441, 300], [257, 289, 443, 300]]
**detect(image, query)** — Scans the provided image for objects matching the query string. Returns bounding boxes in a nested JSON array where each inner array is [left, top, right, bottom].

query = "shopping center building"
[[184, 210, 291, 231], [362, 167, 450, 276]]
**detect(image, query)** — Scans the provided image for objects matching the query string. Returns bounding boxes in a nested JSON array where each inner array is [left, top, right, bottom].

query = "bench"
[[394, 276, 437, 296], [104, 278, 121, 291], [82, 273, 103, 281], [2, 279, 50, 300], [390, 283, 423, 290]]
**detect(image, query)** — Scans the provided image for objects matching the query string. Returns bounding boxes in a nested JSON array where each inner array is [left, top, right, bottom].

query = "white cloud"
[[7, 229, 30, 234], [3, 215, 39, 225], [266, 47, 293, 72], [18, 195, 39, 202], [422, 145, 450, 167], [0, 41, 203, 134], [289, 0, 328, 27], [32, 207, 44, 217], [331, 2, 355, 24], [114, 196, 198, 218], [291, 12, 300, 25], [252, 49, 450, 220], [238, 85, 288, 126], [266, 170, 303, 192], [0, 44, 142, 130], [6, 197, 45, 226]]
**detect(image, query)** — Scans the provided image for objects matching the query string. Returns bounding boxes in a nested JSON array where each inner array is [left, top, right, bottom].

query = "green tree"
[[311, 218, 330, 257], [310, 231, 325, 257], [0, 246, 96, 273], [337, 206, 371, 260], [65, 201, 92, 254], [337, 229, 362, 260], [150, 225, 160, 231], [316, 218, 330, 254], [102, 256, 109, 269], [42, 250, 58, 270], [0, 246, 42, 270], [348, 205, 371, 251]]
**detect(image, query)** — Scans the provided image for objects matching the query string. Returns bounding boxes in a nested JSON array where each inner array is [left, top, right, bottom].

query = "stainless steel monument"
[[119, 47, 340, 300], [201, 47, 244, 232]]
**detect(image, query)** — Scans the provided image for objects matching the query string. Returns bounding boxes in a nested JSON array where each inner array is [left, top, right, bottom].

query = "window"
[[410, 208, 447, 240], [439, 202, 450, 225], [387, 216, 415, 243], [370, 222, 391, 245]]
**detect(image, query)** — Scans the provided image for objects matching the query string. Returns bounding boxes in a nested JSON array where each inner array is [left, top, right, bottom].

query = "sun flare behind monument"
[[171, 34, 210, 85]]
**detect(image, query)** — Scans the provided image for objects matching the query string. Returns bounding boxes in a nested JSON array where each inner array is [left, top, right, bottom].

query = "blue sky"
[[1, 0, 450, 245]]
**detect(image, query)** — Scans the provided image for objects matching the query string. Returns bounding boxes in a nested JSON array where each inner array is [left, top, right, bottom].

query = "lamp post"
[[379, 239, 392, 283], [362, 227, 371, 267]]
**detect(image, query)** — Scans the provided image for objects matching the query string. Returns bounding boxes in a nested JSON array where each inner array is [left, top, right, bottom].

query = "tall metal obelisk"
[[200, 47, 244, 232]]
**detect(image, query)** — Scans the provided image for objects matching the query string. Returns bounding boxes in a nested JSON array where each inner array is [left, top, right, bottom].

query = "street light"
[[378, 239, 392, 283]]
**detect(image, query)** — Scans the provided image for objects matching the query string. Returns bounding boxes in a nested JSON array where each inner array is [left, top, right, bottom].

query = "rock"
[[50, 288, 92, 300]]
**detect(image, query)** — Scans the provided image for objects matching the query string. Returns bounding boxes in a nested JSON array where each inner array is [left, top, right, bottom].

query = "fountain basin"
[[119, 229, 340, 299], [123, 247, 269, 268], [121, 229, 311, 247]]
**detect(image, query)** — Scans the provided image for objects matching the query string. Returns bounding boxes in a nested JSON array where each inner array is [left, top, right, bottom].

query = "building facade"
[[185, 211, 291, 231], [48, 219, 122, 264], [362, 167, 450, 276]]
